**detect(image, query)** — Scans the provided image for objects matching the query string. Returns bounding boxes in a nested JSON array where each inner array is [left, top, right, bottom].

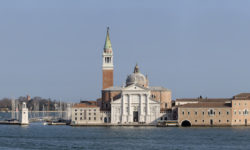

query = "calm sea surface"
[[0, 123, 250, 150]]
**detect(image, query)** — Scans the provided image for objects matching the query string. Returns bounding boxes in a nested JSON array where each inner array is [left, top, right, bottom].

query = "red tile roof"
[[179, 102, 231, 108], [72, 103, 98, 108], [233, 93, 250, 100], [176, 98, 231, 102]]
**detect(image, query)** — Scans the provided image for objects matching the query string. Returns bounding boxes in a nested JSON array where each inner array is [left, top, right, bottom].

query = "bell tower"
[[102, 27, 114, 89]]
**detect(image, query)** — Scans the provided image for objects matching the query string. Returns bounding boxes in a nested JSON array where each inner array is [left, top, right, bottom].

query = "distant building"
[[231, 93, 250, 126], [71, 101, 110, 125], [109, 65, 170, 124], [178, 100, 232, 126], [177, 93, 250, 126], [27, 95, 31, 101], [71, 27, 172, 125]]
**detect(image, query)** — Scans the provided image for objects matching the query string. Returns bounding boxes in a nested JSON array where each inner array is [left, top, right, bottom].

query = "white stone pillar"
[[146, 94, 150, 115], [111, 106, 114, 124], [139, 94, 143, 122], [128, 95, 132, 122], [140, 94, 143, 115], [121, 95, 125, 123], [146, 94, 150, 123]]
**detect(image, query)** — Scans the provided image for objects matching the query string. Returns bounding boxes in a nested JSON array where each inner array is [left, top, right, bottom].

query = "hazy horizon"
[[1, 0, 250, 102]]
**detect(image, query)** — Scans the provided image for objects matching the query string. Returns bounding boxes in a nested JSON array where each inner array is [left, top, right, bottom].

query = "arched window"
[[208, 109, 214, 116], [104, 117, 107, 123], [244, 109, 248, 115], [210, 109, 213, 115]]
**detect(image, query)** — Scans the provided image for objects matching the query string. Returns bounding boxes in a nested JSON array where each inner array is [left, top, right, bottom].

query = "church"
[[70, 28, 250, 127], [71, 28, 172, 125]]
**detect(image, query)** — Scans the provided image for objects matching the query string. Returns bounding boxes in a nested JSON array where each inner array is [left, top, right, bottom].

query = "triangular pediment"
[[122, 84, 149, 91]]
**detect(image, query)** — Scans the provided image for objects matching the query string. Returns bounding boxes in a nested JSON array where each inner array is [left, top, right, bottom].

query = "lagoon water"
[[0, 123, 250, 150]]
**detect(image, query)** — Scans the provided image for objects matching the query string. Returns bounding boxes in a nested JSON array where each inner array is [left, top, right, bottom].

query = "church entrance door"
[[133, 111, 139, 122]]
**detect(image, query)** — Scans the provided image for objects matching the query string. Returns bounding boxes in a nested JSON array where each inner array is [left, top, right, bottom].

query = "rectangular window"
[[195, 120, 197, 122], [195, 112, 197, 115], [89, 117, 91, 120], [75, 113, 77, 115], [188, 112, 190, 115], [227, 120, 229, 122], [94, 117, 96, 120], [202, 112, 205, 115], [84, 110, 86, 118], [94, 113, 96, 115], [89, 113, 91, 115], [75, 117, 77, 120], [80, 117, 82, 120], [227, 112, 229, 115], [219, 112, 221, 115], [182, 111, 184, 115], [80, 113, 82, 115]]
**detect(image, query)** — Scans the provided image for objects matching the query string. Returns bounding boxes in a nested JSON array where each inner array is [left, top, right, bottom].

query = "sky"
[[1, 0, 250, 102]]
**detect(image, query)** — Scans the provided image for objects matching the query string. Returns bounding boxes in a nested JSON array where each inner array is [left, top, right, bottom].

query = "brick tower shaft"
[[102, 27, 114, 89]]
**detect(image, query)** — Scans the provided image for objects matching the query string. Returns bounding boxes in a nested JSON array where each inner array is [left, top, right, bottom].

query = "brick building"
[[177, 93, 250, 127]]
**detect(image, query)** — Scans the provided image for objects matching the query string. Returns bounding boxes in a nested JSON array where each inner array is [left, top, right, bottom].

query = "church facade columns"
[[128, 95, 133, 122], [110, 85, 161, 125], [121, 94, 126, 123], [139, 94, 144, 122], [146, 94, 151, 123]]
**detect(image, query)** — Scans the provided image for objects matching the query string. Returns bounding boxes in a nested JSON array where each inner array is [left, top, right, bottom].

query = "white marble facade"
[[111, 84, 161, 125]]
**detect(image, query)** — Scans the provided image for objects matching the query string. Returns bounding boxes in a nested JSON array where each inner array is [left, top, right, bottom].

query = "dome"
[[126, 64, 148, 87]]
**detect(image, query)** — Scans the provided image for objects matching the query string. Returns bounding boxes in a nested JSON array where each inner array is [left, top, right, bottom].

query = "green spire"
[[104, 27, 112, 49]]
